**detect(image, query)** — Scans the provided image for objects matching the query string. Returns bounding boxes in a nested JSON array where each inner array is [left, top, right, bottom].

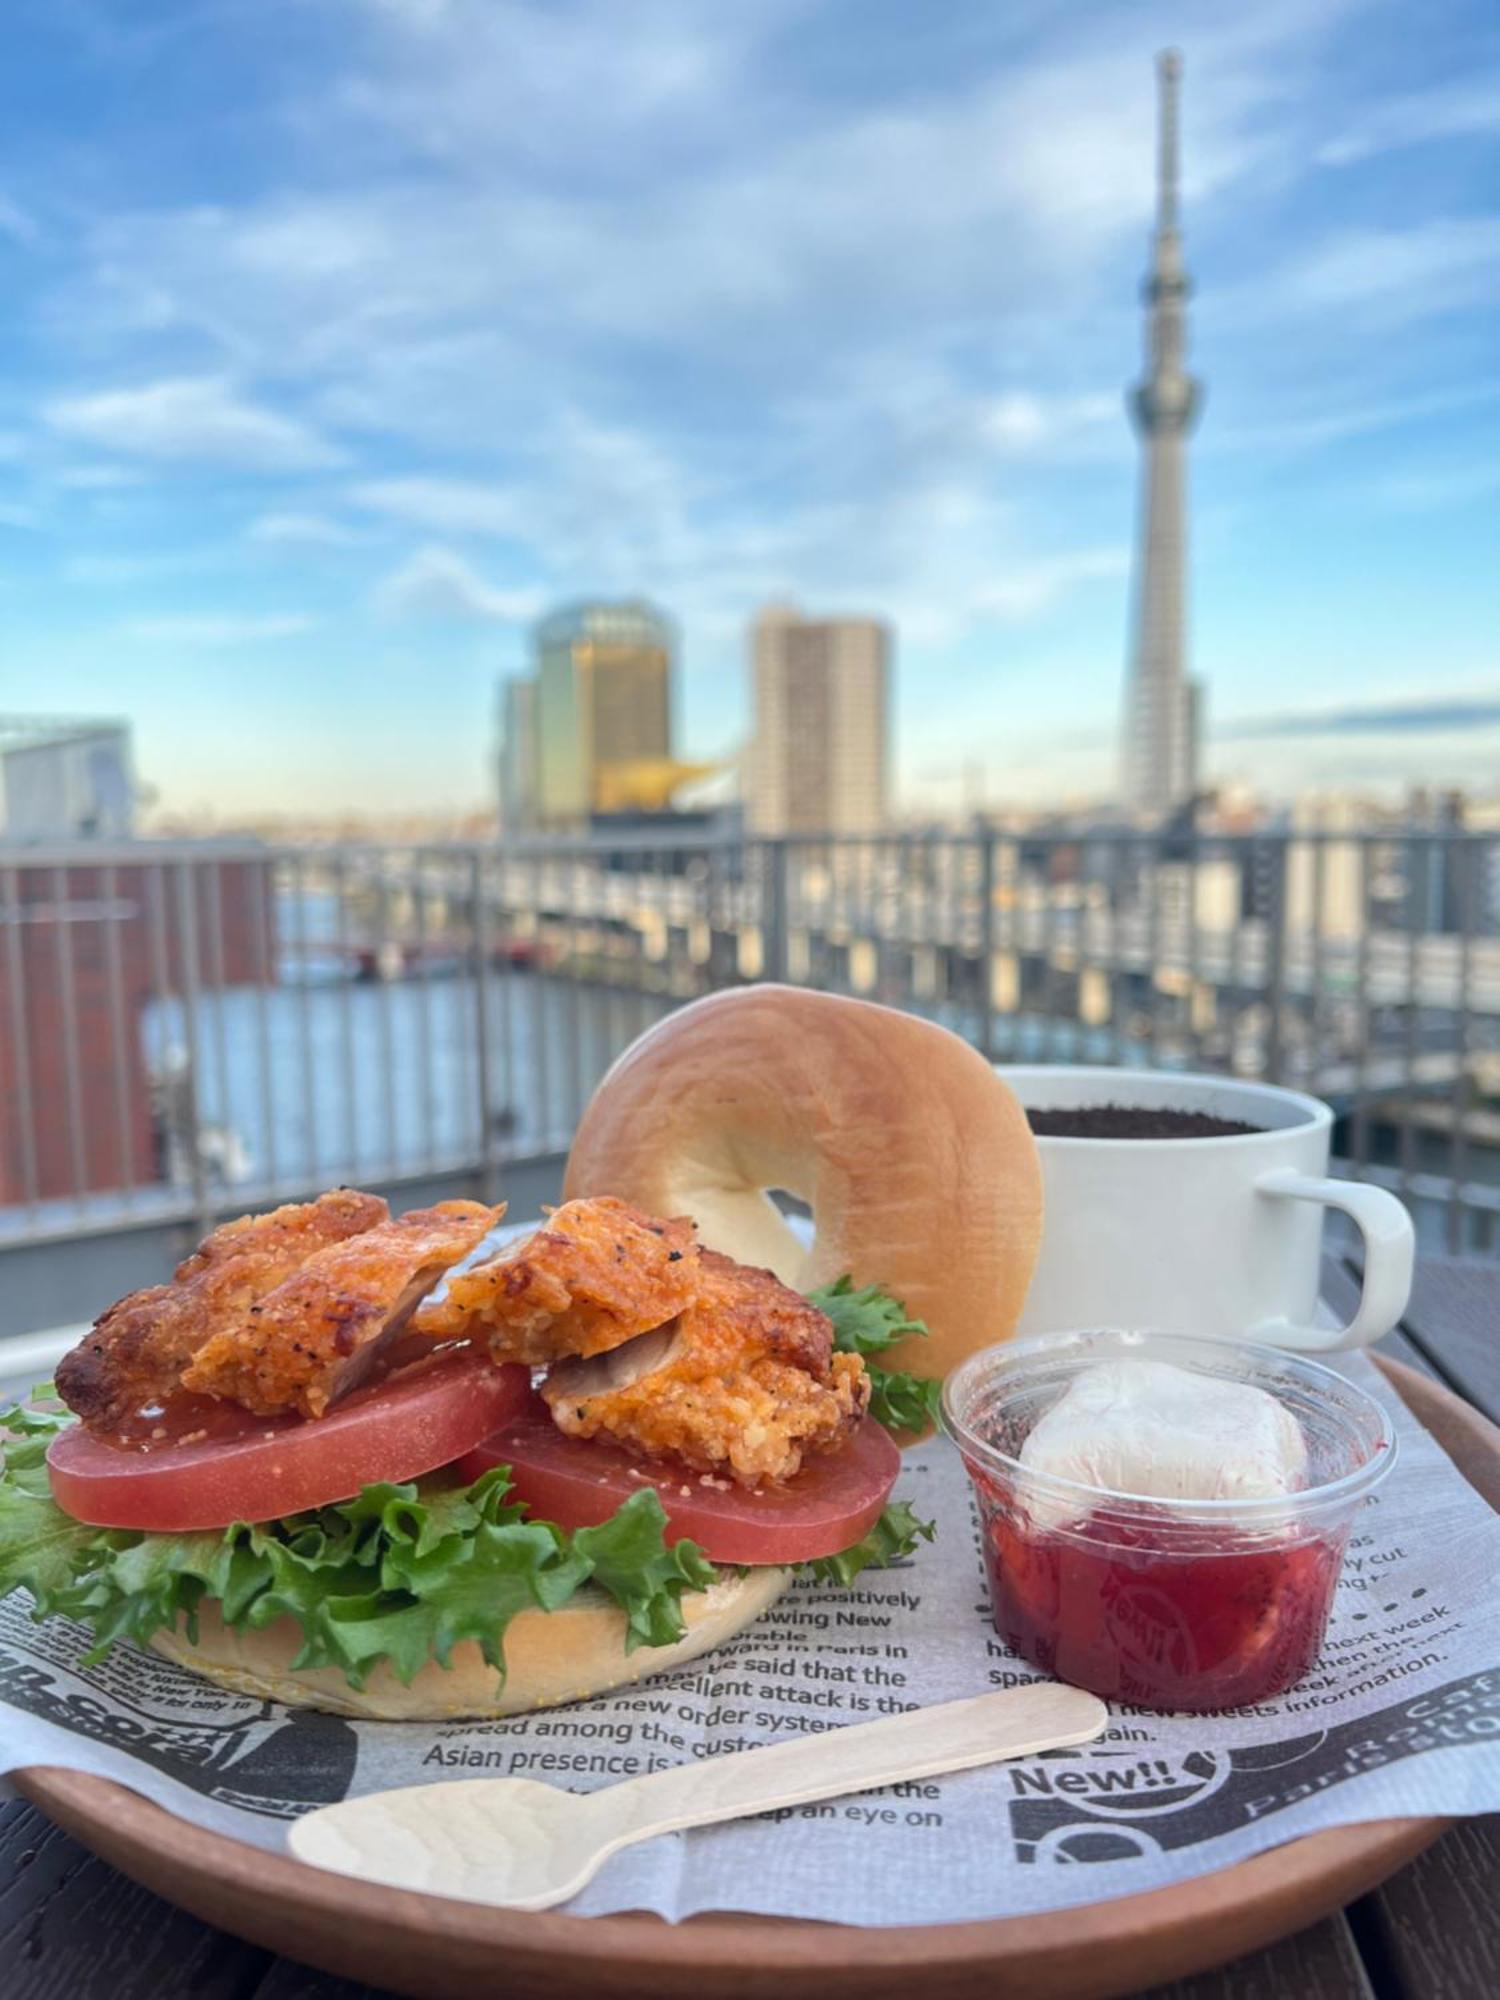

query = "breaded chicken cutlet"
[[60, 1182, 867, 1491], [413, 1195, 701, 1363], [56, 1188, 387, 1432], [57, 1191, 501, 1431], [416, 1194, 868, 1485], [543, 1248, 869, 1486], [181, 1199, 502, 1418]]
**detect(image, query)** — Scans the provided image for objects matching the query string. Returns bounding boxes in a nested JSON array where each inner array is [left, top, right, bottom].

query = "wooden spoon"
[[290, 1681, 1106, 1911]]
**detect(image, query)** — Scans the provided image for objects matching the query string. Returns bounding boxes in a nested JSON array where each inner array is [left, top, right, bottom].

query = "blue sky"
[[1, 0, 1497, 820]]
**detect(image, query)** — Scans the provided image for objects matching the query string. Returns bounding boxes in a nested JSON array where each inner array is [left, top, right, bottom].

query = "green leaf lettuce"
[[806, 1275, 944, 1434], [799, 1497, 936, 1588], [0, 1391, 930, 1689]]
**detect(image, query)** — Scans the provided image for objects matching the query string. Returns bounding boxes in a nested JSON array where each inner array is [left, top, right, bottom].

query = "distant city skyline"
[[0, 1, 1496, 818]]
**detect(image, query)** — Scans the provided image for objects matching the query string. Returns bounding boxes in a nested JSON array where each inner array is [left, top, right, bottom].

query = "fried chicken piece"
[[542, 1250, 871, 1487], [181, 1200, 503, 1419], [57, 1188, 388, 1433], [413, 1195, 701, 1365]]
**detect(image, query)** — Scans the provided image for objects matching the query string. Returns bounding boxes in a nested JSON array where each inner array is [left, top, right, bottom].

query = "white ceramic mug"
[[1000, 1066, 1415, 1352]]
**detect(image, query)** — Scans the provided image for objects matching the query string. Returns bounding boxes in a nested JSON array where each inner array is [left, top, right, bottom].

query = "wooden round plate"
[[16, 1358, 1498, 2000]]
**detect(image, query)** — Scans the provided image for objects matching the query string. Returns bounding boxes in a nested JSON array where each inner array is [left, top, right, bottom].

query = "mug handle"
[[1250, 1169, 1415, 1352]]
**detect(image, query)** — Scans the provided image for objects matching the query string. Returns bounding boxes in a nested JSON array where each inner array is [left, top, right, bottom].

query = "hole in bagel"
[[768, 1193, 815, 1268], [671, 1177, 812, 1285]]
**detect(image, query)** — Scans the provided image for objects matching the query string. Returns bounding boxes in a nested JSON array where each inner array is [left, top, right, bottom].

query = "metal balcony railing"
[[2, 828, 1498, 1338]]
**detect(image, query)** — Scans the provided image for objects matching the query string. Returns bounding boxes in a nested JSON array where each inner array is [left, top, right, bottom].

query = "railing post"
[[1447, 840, 1474, 1254], [174, 857, 215, 1244], [705, 839, 731, 992], [471, 850, 499, 1205], [977, 829, 996, 1060], [1264, 835, 1288, 1086], [763, 840, 789, 984], [2, 864, 41, 1214]]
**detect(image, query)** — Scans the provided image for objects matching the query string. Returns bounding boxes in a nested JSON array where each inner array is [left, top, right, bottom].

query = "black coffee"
[[1025, 1103, 1264, 1141]]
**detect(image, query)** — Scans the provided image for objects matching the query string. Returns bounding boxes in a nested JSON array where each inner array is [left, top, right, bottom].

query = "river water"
[[133, 961, 1495, 1256], [142, 966, 673, 1191]]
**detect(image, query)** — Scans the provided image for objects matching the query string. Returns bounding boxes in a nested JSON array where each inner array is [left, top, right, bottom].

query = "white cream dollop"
[[1017, 1359, 1308, 1524]]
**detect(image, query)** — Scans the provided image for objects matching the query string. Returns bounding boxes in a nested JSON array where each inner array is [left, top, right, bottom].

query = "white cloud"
[[0, 194, 38, 246], [373, 545, 541, 622], [1319, 78, 1500, 166], [1209, 382, 1500, 456], [356, 0, 455, 28], [248, 510, 366, 547], [61, 6, 1325, 417], [1367, 461, 1500, 512], [65, 552, 220, 585], [971, 547, 1131, 624], [332, 0, 790, 172], [1274, 217, 1500, 321], [44, 377, 343, 470], [55, 464, 146, 490], [980, 392, 1118, 452], [124, 613, 317, 644], [349, 476, 518, 536]]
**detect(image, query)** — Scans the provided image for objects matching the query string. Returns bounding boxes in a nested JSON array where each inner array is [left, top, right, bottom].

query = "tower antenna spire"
[[1156, 47, 1181, 233]]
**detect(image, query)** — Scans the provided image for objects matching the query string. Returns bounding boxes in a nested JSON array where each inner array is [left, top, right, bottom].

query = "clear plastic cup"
[[942, 1329, 1396, 1713]]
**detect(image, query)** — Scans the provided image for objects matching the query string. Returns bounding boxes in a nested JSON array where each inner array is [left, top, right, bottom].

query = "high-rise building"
[[1121, 50, 1204, 821], [530, 601, 673, 830], [1286, 794, 1370, 941], [1406, 787, 1470, 936], [748, 605, 891, 836]]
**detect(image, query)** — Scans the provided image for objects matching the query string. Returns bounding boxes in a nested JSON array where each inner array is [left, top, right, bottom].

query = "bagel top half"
[[563, 985, 1042, 1380]]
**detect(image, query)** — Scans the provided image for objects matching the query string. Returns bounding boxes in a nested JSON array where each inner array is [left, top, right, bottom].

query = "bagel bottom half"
[[148, 1565, 791, 1720]]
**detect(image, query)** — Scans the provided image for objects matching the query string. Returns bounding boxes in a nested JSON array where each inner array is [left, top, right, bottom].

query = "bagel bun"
[[149, 1565, 791, 1720], [564, 985, 1043, 1381]]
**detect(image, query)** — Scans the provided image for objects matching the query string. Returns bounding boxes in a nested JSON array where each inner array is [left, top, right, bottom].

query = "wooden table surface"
[[4, 1254, 1498, 2000]]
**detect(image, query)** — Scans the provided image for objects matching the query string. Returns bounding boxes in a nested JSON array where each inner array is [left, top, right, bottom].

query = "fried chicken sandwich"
[[1, 993, 1041, 1718], [2, 1193, 941, 1717]]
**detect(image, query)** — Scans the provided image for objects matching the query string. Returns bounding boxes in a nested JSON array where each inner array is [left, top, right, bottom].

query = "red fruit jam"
[[973, 1477, 1344, 1712]]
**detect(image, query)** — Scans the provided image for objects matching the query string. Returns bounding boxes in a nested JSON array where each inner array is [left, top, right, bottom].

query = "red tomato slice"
[[457, 1413, 900, 1565], [47, 1349, 533, 1532]]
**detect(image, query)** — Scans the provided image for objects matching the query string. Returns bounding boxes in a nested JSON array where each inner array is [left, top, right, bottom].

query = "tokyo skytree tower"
[[1121, 49, 1204, 819]]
